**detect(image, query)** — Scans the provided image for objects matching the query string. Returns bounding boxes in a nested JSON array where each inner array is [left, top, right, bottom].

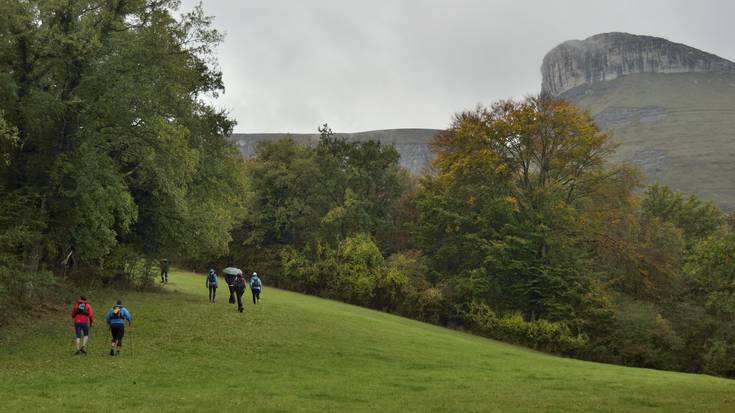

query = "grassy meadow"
[[1, 269, 733, 412]]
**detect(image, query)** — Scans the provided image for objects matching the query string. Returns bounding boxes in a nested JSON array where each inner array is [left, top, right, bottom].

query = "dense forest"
[[224, 99, 735, 377], [1, 0, 734, 378], [0, 1, 247, 311]]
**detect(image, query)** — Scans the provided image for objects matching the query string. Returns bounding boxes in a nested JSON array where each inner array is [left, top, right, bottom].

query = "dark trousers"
[[110, 324, 125, 346], [252, 288, 261, 304], [160, 269, 168, 283], [235, 289, 245, 312], [228, 285, 236, 304], [208, 286, 217, 302]]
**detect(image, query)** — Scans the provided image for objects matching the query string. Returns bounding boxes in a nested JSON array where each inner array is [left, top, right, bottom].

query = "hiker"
[[250, 272, 262, 304], [160, 258, 170, 283], [225, 270, 237, 304], [233, 272, 247, 313], [71, 295, 94, 355], [105, 299, 132, 356], [206, 269, 218, 303]]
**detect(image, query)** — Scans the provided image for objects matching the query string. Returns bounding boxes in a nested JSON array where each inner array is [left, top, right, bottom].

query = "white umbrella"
[[222, 267, 242, 276]]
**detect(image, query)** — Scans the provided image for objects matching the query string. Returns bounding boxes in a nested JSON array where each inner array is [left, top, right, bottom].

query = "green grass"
[[1, 269, 734, 412], [565, 72, 735, 210]]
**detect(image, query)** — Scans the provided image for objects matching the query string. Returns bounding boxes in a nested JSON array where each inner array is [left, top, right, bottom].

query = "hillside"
[[543, 33, 735, 210], [230, 129, 441, 174], [561, 72, 735, 209], [1, 270, 734, 412]]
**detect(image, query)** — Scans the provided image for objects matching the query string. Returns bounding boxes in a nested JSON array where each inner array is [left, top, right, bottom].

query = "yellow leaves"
[[502, 195, 520, 212]]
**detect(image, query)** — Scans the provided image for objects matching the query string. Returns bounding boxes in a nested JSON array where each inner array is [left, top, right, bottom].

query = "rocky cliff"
[[541, 32, 735, 95]]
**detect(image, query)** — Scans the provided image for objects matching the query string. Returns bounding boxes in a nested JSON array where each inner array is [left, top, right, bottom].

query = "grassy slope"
[[565, 72, 735, 210], [1, 270, 733, 413]]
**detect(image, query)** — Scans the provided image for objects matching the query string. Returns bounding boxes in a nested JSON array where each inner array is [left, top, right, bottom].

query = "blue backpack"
[[75, 302, 88, 316]]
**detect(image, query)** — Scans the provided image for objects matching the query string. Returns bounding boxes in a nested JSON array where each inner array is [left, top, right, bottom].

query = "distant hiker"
[[233, 272, 247, 313], [250, 272, 262, 304], [223, 268, 239, 304], [105, 299, 132, 356], [160, 258, 170, 283], [206, 269, 218, 303], [71, 295, 93, 355]]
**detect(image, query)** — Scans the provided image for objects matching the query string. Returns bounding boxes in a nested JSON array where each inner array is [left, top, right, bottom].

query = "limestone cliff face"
[[541, 32, 735, 95]]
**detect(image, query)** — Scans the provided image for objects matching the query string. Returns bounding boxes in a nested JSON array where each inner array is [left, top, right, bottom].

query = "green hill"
[[561, 72, 735, 210], [1, 270, 733, 412]]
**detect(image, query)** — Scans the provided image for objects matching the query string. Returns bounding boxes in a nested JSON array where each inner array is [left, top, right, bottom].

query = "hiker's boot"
[[73, 350, 81, 356], [110, 348, 115, 356], [80, 346, 87, 355]]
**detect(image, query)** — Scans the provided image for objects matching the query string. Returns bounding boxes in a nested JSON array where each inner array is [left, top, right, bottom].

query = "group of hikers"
[[70, 265, 262, 356], [70, 296, 132, 356], [205, 269, 262, 313]]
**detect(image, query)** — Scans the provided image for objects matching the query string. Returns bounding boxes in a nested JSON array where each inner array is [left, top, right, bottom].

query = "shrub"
[[0, 260, 56, 328], [608, 299, 686, 370], [702, 339, 735, 376], [466, 302, 588, 355]]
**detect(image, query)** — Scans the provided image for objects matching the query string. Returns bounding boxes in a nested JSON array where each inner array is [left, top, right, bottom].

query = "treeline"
[[222, 98, 735, 377], [0, 1, 247, 323]]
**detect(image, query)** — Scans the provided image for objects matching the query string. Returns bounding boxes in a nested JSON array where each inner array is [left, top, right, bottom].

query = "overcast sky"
[[181, 0, 735, 133]]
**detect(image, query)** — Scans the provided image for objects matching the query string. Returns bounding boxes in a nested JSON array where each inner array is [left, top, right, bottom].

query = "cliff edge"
[[541, 32, 735, 95]]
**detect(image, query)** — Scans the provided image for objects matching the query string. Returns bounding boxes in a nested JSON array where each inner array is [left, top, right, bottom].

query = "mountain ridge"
[[541, 32, 735, 95], [229, 128, 442, 174]]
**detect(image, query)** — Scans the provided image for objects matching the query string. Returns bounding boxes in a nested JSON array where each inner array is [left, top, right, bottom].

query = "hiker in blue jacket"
[[205, 269, 218, 303], [250, 272, 262, 304], [105, 299, 132, 356]]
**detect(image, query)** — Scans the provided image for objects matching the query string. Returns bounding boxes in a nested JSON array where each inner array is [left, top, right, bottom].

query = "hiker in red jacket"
[[71, 295, 94, 355]]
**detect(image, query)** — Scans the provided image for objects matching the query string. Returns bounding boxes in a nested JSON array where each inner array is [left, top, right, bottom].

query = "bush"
[[466, 302, 588, 355], [607, 299, 686, 370], [411, 287, 446, 324], [377, 252, 427, 312], [702, 339, 735, 376], [0, 260, 56, 328]]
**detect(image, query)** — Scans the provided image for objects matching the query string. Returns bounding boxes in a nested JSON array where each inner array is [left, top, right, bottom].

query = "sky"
[[180, 0, 735, 133]]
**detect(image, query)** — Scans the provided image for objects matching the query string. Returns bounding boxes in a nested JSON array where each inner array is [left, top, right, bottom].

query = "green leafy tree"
[[641, 184, 722, 244], [315, 124, 405, 246], [417, 95, 622, 330], [0, 0, 246, 278], [685, 231, 735, 375]]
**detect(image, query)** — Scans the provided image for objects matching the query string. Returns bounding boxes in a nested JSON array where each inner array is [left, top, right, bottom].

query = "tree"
[[417, 96, 623, 330], [315, 124, 405, 246], [641, 184, 722, 245], [0, 1, 246, 278], [685, 231, 735, 375]]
